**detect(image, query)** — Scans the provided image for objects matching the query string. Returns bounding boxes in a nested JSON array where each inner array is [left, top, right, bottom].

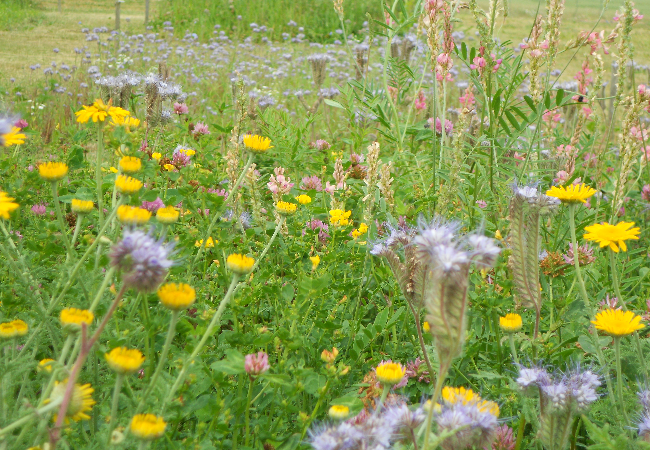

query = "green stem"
[[188, 153, 254, 276], [422, 360, 450, 450], [70, 215, 83, 249], [0, 398, 63, 437], [51, 181, 74, 260], [160, 275, 240, 411], [249, 217, 285, 274], [244, 378, 255, 447], [96, 124, 105, 228], [508, 333, 520, 365], [107, 374, 125, 437], [374, 384, 391, 414], [89, 267, 117, 312], [136, 310, 179, 414], [614, 337, 629, 424], [608, 248, 648, 379]]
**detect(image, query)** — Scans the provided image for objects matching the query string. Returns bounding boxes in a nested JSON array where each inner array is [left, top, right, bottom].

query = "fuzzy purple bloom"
[[31, 204, 47, 216], [301, 175, 323, 192], [109, 228, 175, 292], [245, 351, 270, 376], [141, 197, 165, 213]]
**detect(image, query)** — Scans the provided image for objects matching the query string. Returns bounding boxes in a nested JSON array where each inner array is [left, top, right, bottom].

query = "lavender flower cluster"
[[310, 403, 425, 450]]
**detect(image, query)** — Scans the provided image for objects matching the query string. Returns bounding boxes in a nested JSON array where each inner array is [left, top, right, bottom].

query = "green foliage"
[[0, 0, 45, 31]]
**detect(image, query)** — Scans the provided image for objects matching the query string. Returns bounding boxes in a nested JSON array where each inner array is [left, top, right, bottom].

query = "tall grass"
[[156, 0, 381, 42], [0, 0, 45, 31]]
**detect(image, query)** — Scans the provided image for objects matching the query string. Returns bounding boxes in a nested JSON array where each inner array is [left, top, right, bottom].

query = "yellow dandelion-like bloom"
[[157, 283, 196, 311], [60, 308, 94, 332], [296, 195, 312, 205], [0, 322, 16, 339], [243, 134, 273, 153], [423, 321, 430, 333], [151, 152, 162, 161], [583, 221, 640, 253], [156, 206, 180, 224], [310, 255, 320, 271], [546, 183, 597, 204], [50, 380, 95, 422], [195, 237, 217, 248], [112, 115, 140, 128], [75, 99, 130, 124], [71, 199, 94, 214], [375, 361, 406, 385], [226, 253, 255, 275], [442, 386, 500, 416], [130, 414, 167, 440], [275, 201, 297, 216], [592, 308, 645, 337], [0, 191, 19, 220], [11, 319, 28, 337], [119, 156, 142, 174], [3, 127, 26, 147], [105, 347, 145, 375], [117, 205, 151, 225], [328, 405, 350, 419], [38, 162, 69, 182], [38, 358, 55, 373], [115, 175, 143, 194], [499, 313, 523, 333]]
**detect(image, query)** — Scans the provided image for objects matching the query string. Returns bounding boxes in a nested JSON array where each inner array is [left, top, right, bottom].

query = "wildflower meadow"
[[2, 0, 650, 448]]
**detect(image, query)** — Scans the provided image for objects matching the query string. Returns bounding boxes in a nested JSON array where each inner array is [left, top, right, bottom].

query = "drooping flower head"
[[71, 199, 94, 214], [115, 175, 143, 195], [583, 221, 640, 252], [109, 228, 175, 292], [499, 313, 523, 333], [117, 205, 151, 226], [60, 308, 94, 332], [50, 380, 96, 422], [2, 127, 26, 147], [329, 405, 350, 420], [226, 253, 255, 275], [375, 360, 406, 386], [156, 205, 179, 224], [119, 156, 142, 174]]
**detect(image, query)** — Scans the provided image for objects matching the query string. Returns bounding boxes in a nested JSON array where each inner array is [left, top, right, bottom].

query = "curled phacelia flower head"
[[109, 228, 175, 292]]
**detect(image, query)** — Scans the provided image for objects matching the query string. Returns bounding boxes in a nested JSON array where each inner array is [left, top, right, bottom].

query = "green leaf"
[[504, 110, 520, 131], [498, 117, 512, 136], [323, 99, 344, 109], [210, 349, 245, 375], [461, 42, 467, 61], [556, 88, 565, 106], [524, 95, 536, 111], [67, 146, 86, 171]]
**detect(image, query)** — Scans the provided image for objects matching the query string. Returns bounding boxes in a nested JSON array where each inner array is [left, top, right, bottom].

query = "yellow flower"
[[423, 321, 430, 333], [112, 115, 140, 128], [499, 313, 523, 333], [358, 223, 368, 234], [3, 127, 26, 147], [329, 209, 352, 226], [0, 191, 19, 220], [178, 148, 195, 156], [115, 175, 143, 194], [130, 414, 167, 440], [592, 308, 645, 337], [321, 347, 338, 363], [71, 199, 94, 214], [164, 163, 176, 172], [375, 361, 406, 385], [75, 99, 130, 124], [157, 283, 196, 311], [296, 195, 312, 205], [109, 166, 119, 173], [60, 308, 94, 332], [10, 319, 28, 337], [151, 152, 162, 161], [583, 221, 640, 252], [195, 237, 217, 248], [117, 205, 151, 225], [119, 156, 142, 174], [38, 358, 55, 373], [38, 162, 68, 182], [546, 183, 597, 204], [328, 405, 350, 419], [105, 347, 145, 375], [243, 134, 273, 153], [275, 201, 297, 216], [226, 253, 255, 275], [156, 206, 180, 224], [351, 229, 361, 239], [50, 380, 95, 421], [442, 386, 500, 416], [0, 322, 16, 339], [310, 255, 320, 271]]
